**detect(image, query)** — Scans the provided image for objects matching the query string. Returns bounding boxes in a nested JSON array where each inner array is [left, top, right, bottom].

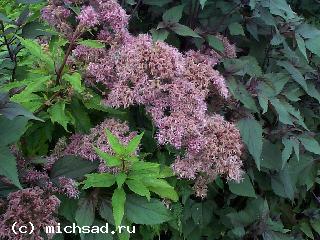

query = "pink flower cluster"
[[0, 187, 60, 240], [42, 0, 128, 39], [41, 0, 243, 196]]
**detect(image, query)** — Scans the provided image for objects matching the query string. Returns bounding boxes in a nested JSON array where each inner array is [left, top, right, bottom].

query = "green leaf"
[[99, 200, 115, 225], [300, 222, 314, 239], [78, 40, 105, 48], [129, 161, 174, 179], [150, 28, 169, 42], [278, 61, 308, 91], [94, 147, 121, 167], [50, 155, 99, 182], [238, 118, 263, 170], [191, 201, 214, 227], [170, 23, 201, 38], [82, 173, 115, 189], [282, 138, 293, 168], [126, 132, 144, 154], [105, 129, 126, 155], [0, 146, 22, 189], [306, 38, 320, 57], [162, 5, 184, 23], [126, 179, 150, 200], [18, 37, 54, 71], [298, 135, 320, 155], [271, 166, 295, 200], [295, 33, 308, 61], [206, 35, 225, 52], [116, 173, 127, 188], [228, 78, 258, 112], [63, 72, 84, 93], [199, 0, 207, 9], [143, 178, 178, 201], [47, 101, 73, 131], [75, 198, 95, 228], [270, 98, 293, 125], [125, 195, 172, 224], [112, 188, 126, 227], [0, 116, 28, 145], [228, 22, 245, 36], [228, 173, 256, 198]]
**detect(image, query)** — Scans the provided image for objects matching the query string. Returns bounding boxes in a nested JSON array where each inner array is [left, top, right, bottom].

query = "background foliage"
[[1, 0, 320, 239]]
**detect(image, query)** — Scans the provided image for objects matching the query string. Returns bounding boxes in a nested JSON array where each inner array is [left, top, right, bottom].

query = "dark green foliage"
[[1, 0, 320, 239]]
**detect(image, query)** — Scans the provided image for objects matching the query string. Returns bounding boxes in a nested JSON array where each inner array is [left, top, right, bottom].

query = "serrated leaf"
[[18, 37, 54, 71], [82, 173, 115, 189], [143, 178, 178, 201], [78, 40, 105, 48], [163, 5, 184, 23], [0, 146, 22, 189], [278, 61, 308, 91], [116, 173, 127, 188], [206, 35, 224, 52], [105, 129, 126, 155], [306, 38, 320, 57], [47, 101, 73, 131], [228, 22, 245, 36], [282, 138, 293, 168], [126, 132, 144, 154], [125, 195, 172, 224], [126, 179, 150, 200], [112, 188, 126, 227], [171, 23, 201, 38], [228, 78, 258, 112], [238, 118, 263, 170], [94, 147, 121, 167], [295, 33, 308, 61], [63, 72, 84, 93], [270, 98, 293, 125], [228, 173, 256, 198], [298, 135, 320, 155]]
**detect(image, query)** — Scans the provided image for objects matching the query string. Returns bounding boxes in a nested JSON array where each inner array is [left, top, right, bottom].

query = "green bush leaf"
[[126, 179, 150, 200], [238, 118, 263, 170], [206, 35, 224, 52], [162, 5, 184, 23], [47, 101, 73, 131], [228, 22, 245, 36], [298, 135, 320, 155], [50, 155, 99, 182], [0, 146, 22, 189], [126, 132, 144, 154], [125, 195, 172, 224], [228, 173, 256, 198], [143, 178, 178, 201], [63, 73, 84, 93], [0, 116, 28, 145], [78, 40, 105, 48], [83, 173, 116, 189], [94, 147, 121, 167], [112, 187, 126, 227], [105, 129, 126, 155], [171, 23, 201, 38]]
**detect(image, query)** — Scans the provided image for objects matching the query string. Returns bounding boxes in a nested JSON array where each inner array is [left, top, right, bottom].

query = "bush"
[[1, 0, 320, 239]]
